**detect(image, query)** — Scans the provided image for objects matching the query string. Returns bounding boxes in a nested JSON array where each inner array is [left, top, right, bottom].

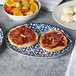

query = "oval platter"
[[0, 28, 4, 47], [5, 23, 72, 57]]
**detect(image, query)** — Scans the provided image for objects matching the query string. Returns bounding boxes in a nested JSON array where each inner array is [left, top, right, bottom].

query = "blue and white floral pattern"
[[0, 28, 4, 47], [5, 23, 73, 57]]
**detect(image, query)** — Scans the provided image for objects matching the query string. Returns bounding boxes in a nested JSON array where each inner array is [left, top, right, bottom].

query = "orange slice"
[[6, 0, 17, 7], [30, 2, 38, 13], [12, 7, 21, 15], [20, 0, 25, 2], [22, 4, 30, 11], [29, 0, 34, 4], [24, 4, 30, 8], [17, 11, 23, 16], [26, 11, 33, 15]]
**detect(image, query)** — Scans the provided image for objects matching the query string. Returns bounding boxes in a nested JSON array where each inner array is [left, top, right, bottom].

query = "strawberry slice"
[[27, 0, 29, 2], [5, 7, 13, 15]]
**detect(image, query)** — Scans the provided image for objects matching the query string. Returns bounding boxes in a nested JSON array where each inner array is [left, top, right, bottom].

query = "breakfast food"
[[40, 30, 67, 52], [4, 0, 39, 16], [8, 25, 38, 48], [61, 14, 73, 23], [63, 7, 74, 15], [61, 6, 76, 23]]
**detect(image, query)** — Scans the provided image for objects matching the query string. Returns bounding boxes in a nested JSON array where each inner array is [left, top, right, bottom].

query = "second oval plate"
[[5, 23, 72, 57]]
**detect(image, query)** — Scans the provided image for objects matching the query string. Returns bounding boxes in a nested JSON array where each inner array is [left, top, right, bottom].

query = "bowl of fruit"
[[3, 0, 41, 22]]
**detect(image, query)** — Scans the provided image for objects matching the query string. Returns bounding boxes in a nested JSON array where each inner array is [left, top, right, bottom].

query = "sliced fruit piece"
[[22, 6, 28, 11], [12, 7, 21, 15], [6, 0, 17, 7], [14, 0, 18, 2], [13, 13, 17, 15], [30, 2, 38, 13], [22, 4, 30, 10], [5, 7, 13, 15], [21, 9, 25, 13], [16, 2, 22, 7], [17, 11, 23, 16], [23, 13, 27, 16], [22, 4, 30, 11], [20, 0, 25, 2], [17, 0, 22, 3], [24, 4, 30, 8], [27, 0, 29, 2], [21, 0, 28, 6], [26, 11, 33, 15], [29, 0, 34, 4]]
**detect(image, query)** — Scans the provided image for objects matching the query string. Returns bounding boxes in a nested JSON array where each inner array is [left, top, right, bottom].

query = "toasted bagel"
[[40, 30, 67, 52], [8, 25, 38, 48]]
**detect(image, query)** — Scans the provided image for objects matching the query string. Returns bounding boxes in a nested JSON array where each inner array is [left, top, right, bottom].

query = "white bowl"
[[3, 0, 41, 22]]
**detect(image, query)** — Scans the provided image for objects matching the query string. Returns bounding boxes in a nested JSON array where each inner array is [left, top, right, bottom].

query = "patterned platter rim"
[[5, 23, 73, 57], [0, 28, 4, 48]]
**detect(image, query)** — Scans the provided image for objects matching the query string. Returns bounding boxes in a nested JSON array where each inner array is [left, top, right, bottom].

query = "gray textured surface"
[[0, 5, 76, 76]]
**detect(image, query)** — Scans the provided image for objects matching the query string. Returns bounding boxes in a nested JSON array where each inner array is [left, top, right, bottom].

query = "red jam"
[[42, 31, 66, 49], [9, 25, 36, 45]]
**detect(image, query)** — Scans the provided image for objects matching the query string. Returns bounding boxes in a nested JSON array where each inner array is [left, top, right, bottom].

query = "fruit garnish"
[[6, 0, 17, 7], [22, 4, 30, 11], [23, 13, 27, 16], [12, 7, 21, 15], [24, 4, 30, 8], [21, 0, 28, 6], [30, 2, 38, 13], [14, 0, 18, 2], [27, 0, 29, 2], [21, 9, 25, 13], [29, 0, 34, 4], [5, 7, 13, 15], [20, 0, 25, 2], [22, 7, 28, 11], [17, 0, 22, 3], [17, 11, 23, 16], [26, 11, 33, 15], [16, 2, 21, 7]]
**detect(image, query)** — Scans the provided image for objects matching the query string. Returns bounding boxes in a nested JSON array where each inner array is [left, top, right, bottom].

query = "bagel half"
[[8, 25, 38, 48], [40, 30, 67, 52]]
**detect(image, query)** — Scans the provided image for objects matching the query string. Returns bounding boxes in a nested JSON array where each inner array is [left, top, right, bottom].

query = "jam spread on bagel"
[[42, 31, 67, 49], [9, 25, 36, 45]]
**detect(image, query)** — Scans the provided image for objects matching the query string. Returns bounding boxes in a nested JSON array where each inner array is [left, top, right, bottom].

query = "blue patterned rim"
[[0, 28, 4, 47], [5, 23, 73, 57]]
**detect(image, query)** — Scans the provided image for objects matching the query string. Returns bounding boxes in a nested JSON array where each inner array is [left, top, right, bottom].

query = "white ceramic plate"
[[52, 1, 76, 30]]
